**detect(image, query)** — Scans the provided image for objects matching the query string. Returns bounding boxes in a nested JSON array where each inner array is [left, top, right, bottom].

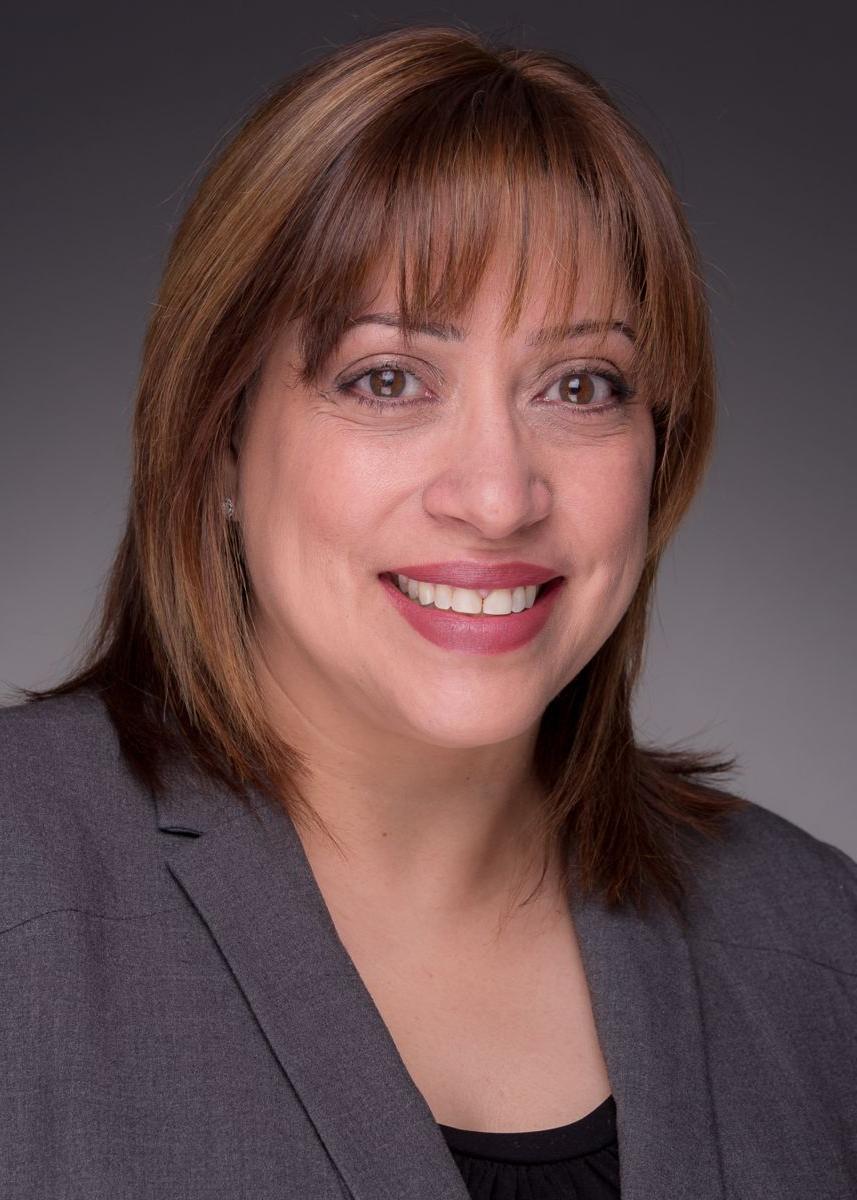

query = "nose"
[[421, 395, 553, 541]]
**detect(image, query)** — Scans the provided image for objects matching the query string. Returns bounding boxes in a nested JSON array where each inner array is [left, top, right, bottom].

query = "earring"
[[223, 496, 236, 520]]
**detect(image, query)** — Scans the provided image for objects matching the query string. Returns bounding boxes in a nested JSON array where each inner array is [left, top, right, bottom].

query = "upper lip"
[[383, 561, 563, 589]]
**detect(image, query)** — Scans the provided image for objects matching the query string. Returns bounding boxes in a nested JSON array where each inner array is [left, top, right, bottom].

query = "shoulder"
[[682, 798, 857, 974], [0, 689, 164, 930], [0, 685, 119, 773], [0, 687, 132, 827]]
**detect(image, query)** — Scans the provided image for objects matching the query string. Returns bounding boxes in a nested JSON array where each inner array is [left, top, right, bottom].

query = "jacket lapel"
[[569, 877, 726, 1199], [158, 775, 472, 1200], [157, 769, 725, 1200]]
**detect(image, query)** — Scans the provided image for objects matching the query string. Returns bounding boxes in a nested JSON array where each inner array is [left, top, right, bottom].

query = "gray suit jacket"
[[1, 687, 855, 1199]]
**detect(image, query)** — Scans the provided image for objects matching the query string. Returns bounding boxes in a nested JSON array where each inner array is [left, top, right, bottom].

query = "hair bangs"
[[291, 70, 646, 394]]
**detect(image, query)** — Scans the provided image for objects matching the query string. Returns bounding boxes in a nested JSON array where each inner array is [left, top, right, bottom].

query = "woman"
[[1, 23, 855, 1200]]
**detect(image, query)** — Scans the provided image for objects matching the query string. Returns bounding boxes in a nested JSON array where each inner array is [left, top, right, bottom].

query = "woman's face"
[[230, 246, 655, 756]]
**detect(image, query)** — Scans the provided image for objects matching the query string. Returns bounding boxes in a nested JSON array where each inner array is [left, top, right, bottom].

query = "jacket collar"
[[156, 769, 726, 1200]]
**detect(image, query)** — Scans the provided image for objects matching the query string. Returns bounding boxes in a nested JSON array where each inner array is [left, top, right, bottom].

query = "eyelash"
[[333, 358, 636, 417]]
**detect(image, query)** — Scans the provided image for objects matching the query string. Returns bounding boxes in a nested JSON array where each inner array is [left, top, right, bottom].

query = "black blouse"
[[437, 1093, 620, 1199]]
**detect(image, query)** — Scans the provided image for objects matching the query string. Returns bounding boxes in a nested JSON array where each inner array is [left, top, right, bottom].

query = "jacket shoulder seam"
[[0, 903, 185, 938], [688, 933, 857, 979]]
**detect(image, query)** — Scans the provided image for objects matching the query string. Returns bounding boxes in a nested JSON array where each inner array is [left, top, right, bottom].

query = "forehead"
[[352, 208, 635, 342], [357, 183, 628, 326], [274, 183, 644, 390]]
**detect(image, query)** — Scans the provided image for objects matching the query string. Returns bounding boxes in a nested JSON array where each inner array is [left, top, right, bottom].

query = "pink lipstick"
[[378, 571, 565, 655]]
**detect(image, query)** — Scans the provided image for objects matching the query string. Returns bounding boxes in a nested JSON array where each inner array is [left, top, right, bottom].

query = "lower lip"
[[378, 574, 565, 655]]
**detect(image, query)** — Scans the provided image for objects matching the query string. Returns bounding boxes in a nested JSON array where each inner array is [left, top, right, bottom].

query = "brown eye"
[[559, 372, 597, 405], [334, 361, 433, 410], [542, 369, 629, 415], [367, 366, 408, 398]]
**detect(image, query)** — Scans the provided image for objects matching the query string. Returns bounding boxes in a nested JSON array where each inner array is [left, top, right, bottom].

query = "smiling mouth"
[[379, 568, 564, 614]]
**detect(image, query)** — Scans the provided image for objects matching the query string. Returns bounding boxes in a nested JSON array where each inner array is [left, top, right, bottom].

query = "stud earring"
[[223, 496, 236, 520]]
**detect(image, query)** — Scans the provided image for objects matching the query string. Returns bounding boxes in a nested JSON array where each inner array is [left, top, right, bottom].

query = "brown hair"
[[10, 22, 748, 921]]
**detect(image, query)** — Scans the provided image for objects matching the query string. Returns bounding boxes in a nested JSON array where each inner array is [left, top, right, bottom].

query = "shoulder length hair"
[[12, 23, 748, 921]]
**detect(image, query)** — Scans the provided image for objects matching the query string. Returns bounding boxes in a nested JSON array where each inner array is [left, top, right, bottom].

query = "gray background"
[[3, 2, 855, 857]]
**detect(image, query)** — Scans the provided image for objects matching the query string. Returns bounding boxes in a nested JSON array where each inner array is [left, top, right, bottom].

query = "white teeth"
[[393, 573, 540, 615]]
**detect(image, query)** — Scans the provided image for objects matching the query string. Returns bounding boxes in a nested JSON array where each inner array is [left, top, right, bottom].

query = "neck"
[[253, 641, 560, 929]]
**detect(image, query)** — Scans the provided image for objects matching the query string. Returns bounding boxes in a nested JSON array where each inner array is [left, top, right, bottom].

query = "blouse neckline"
[[436, 1093, 617, 1164]]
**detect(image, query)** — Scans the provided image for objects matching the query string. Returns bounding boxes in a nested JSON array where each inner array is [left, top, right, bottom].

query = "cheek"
[[564, 436, 654, 586], [287, 436, 387, 560], [239, 420, 379, 596]]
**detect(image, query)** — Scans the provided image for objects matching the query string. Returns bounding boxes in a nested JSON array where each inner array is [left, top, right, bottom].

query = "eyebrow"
[[345, 312, 637, 347]]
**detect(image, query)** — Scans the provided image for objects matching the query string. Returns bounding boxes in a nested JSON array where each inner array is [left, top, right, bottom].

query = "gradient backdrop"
[[2, 2, 855, 857]]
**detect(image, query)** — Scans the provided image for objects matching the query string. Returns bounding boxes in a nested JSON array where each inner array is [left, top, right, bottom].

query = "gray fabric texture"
[[1, 687, 855, 1199]]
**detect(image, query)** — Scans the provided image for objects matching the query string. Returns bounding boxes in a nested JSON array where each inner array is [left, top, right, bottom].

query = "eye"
[[541, 369, 633, 412], [333, 359, 635, 415], [336, 362, 431, 407]]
